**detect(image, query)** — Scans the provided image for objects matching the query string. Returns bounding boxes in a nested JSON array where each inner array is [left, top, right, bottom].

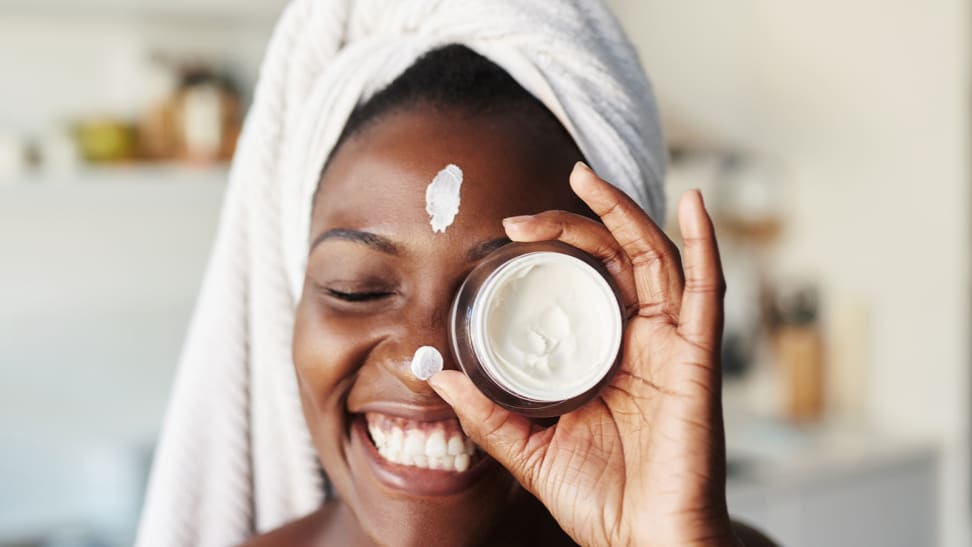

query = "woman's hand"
[[429, 162, 740, 547]]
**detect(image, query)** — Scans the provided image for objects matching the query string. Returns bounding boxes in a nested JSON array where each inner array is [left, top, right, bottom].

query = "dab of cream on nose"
[[411, 346, 444, 380], [425, 164, 463, 233]]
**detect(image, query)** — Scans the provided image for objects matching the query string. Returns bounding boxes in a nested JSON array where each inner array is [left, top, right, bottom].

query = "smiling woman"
[[135, 1, 774, 546]]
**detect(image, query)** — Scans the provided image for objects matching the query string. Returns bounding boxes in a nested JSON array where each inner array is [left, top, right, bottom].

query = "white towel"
[[136, 1, 665, 545]]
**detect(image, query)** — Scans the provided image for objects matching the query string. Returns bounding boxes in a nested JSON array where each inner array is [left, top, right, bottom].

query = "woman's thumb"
[[428, 370, 545, 491]]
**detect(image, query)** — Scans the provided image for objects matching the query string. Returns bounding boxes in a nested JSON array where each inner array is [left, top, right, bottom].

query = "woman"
[[138, 2, 775, 546]]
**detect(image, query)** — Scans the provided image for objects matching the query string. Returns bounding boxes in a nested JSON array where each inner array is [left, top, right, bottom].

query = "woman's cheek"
[[292, 295, 383, 407], [292, 299, 362, 474]]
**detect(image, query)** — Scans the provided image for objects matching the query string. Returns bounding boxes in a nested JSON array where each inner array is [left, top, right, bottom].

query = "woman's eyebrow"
[[310, 228, 400, 255], [467, 237, 512, 261]]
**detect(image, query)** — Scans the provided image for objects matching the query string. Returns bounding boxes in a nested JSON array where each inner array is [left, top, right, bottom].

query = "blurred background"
[[0, 1, 967, 546]]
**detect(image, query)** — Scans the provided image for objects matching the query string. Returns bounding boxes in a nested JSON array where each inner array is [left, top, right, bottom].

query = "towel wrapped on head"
[[136, 1, 665, 545]]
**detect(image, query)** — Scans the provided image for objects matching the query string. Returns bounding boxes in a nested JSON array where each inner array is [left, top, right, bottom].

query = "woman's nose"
[[392, 298, 461, 389]]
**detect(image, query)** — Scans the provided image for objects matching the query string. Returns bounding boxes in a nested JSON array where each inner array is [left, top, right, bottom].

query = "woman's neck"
[[304, 488, 575, 547]]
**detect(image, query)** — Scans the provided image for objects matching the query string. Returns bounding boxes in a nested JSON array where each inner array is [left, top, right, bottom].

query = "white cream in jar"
[[450, 241, 625, 416]]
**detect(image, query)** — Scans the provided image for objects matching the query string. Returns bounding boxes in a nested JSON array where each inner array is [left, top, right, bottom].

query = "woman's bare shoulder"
[[238, 506, 332, 547]]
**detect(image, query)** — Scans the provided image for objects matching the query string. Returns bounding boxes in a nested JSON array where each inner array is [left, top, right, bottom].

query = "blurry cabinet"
[[728, 444, 937, 547]]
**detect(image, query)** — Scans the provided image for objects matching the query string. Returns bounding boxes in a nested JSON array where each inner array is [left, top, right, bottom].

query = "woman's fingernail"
[[574, 160, 593, 174], [503, 215, 533, 227]]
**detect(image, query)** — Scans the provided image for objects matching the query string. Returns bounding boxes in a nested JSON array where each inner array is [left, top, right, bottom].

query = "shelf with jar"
[[0, 59, 243, 188]]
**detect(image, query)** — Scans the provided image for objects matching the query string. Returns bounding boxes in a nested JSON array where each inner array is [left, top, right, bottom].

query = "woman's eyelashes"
[[310, 277, 401, 307], [324, 288, 396, 302]]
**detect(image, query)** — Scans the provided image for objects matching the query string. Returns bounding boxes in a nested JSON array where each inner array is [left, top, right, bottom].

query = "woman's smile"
[[346, 408, 498, 497], [363, 413, 478, 471]]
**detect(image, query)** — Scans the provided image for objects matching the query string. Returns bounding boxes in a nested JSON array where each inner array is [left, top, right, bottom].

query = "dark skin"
[[242, 105, 777, 547]]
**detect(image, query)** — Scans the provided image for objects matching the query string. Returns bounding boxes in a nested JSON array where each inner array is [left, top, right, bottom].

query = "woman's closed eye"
[[324, 288, 396, 302]]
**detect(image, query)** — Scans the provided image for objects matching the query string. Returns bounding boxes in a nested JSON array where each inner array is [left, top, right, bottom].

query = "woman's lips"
[[350, 412, 498, 497]]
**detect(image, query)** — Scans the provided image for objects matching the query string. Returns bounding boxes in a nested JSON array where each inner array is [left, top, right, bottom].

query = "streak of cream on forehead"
[[425, 164, 463, 233]]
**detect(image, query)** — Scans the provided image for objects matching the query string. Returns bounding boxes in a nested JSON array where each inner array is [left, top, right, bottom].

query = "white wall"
[[606, 1, 970, 545], [0, 172, 226, 541]]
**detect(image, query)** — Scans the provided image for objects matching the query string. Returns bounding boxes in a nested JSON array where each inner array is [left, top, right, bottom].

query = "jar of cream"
[[449, 241, 625, 417]]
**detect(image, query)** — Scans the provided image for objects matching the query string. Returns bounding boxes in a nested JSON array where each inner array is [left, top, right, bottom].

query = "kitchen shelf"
[[0, 164, 229, 188], [0, 0, 286, 25]]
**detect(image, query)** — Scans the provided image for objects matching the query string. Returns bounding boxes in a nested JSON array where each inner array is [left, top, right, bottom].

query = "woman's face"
[[293, 105, 585, 546]]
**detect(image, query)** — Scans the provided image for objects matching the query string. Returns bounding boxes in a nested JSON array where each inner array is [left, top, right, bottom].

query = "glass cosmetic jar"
[[449, 241, 626, 417]]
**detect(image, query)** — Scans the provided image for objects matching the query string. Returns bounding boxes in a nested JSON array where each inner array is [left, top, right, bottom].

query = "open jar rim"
[[448, 240, 626, 417]]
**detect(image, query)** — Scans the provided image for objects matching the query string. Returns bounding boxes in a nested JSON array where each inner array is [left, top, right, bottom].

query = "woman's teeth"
[[365, 413, 477, 472]]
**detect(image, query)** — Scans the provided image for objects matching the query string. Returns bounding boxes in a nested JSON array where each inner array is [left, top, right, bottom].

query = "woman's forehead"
[[313, 108, 584, 234]]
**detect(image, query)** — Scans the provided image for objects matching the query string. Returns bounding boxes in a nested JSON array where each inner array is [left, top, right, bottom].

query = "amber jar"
[[449, 241, 625, 417]]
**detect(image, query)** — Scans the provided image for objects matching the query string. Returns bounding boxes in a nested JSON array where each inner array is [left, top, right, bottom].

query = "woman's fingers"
[[428, 370, 550, 494], [569, 162, 684, 322], [676, 190, 726, 352], [503, 210, 639, 313]]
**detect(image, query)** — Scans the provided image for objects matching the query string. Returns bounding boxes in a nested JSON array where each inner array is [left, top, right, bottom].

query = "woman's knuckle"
[[629, 246, 664, 268]]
